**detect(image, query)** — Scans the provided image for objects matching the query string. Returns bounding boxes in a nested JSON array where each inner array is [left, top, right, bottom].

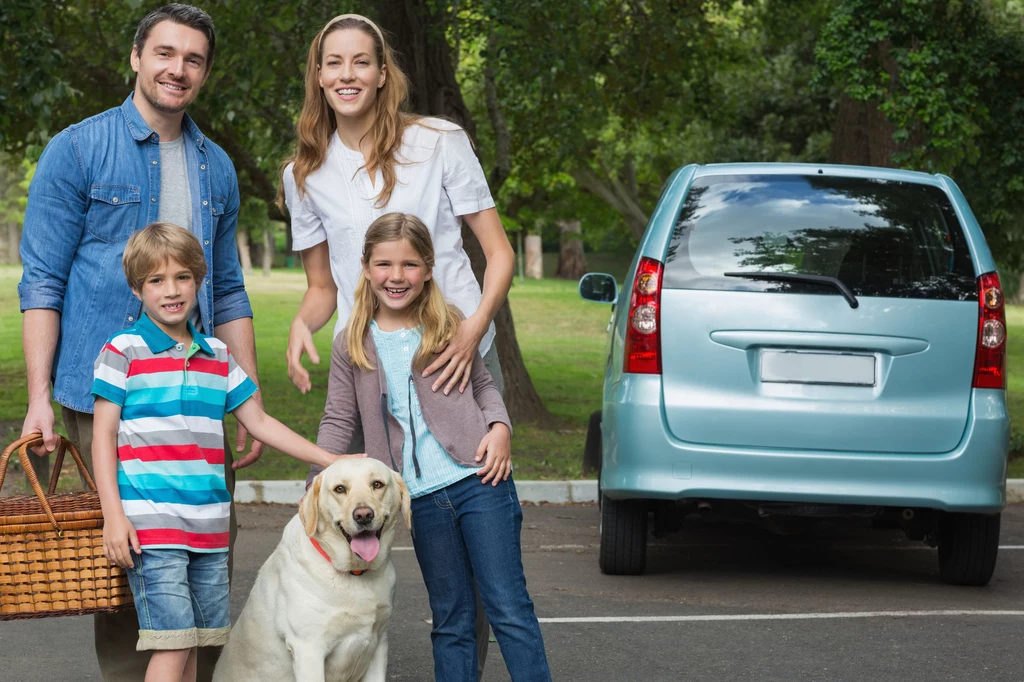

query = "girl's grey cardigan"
[[306, 329, 512, 488]]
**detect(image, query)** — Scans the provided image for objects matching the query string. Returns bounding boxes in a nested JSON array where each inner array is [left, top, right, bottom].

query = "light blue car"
[[579, 163, 1009, 585]]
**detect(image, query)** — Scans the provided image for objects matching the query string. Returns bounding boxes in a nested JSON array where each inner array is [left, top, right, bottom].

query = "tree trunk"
[[555, 219, 588, 280], [571, 165, 649, 240], [5, 223, 19, 265], [236, 230, 252, 273], [828, 41, 917, 167], [525, 234, 543, 279], [262, 228, 273, 276], [376, 0, 556, 425]]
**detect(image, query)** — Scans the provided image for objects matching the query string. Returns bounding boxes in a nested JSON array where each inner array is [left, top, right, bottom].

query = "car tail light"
[[973, 272, 1006, 389], [624, 257, 664, 374]]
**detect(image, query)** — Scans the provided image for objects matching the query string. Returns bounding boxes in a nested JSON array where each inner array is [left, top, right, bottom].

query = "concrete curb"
[[1008, 479, 1024, 504], [235, 479, 599, 505], [236, 479, 1024, 506]]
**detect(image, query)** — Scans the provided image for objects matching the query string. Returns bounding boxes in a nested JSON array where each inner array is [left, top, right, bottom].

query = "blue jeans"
[[125, 548, 230, 651], [411, 475, 551, 681]]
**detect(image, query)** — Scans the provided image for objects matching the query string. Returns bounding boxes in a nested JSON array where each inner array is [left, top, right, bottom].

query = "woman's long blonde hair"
[[286, 14, 419, 208], [348, 213, 460, 372]]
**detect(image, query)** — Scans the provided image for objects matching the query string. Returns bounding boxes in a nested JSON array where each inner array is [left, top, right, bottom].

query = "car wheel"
[[937, 511, 1000, 586], [583, 410, 602, 477], [599, 495, 648, 575]]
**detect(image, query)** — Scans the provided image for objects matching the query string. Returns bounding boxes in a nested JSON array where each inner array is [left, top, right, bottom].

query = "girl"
[[313, 213, 551, 682], [281, 13, 514, 398]]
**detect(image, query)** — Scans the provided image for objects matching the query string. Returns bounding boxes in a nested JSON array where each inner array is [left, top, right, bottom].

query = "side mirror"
[[578, 273, 618, 304]]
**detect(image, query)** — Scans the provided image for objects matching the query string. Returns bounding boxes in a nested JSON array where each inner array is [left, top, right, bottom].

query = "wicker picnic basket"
[[0, 433, 132, 620]]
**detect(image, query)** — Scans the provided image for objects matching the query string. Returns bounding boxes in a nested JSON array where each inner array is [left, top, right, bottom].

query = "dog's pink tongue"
[[350, 532, 380, 562]]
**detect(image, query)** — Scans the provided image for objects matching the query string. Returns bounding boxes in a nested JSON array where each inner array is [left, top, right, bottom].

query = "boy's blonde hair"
[[348, 213, 460, 372], [123, 222, 207, 292]]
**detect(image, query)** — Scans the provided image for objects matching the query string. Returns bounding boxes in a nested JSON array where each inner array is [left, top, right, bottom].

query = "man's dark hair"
[[133, 4, 216, 69]]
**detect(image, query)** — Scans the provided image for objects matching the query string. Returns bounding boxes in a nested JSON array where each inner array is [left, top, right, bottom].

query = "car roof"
[[690, 162, 944, 187]]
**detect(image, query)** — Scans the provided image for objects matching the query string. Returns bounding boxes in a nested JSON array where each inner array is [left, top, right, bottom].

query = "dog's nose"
[[353, 506, 375, 526]]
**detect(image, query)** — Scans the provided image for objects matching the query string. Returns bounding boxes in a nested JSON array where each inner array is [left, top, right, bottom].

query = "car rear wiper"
[[723, 272, 859, 309]]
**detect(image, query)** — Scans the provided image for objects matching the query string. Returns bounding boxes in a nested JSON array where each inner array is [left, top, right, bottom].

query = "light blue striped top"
[[371, 321, 479, 498]]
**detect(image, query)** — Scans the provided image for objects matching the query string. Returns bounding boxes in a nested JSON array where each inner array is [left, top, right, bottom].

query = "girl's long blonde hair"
[[286, 14, 419, 208], [348, 213, 460, 372]]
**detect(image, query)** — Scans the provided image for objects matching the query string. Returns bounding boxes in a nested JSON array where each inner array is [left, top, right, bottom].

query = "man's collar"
[[135, 313, 214, 356], [120, 93, 205, 147]]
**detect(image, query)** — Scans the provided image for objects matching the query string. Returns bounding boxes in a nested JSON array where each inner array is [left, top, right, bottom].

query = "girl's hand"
[[103, 513, 141, 569], [423, 316, 486, 395], [287, 318, 319, 394], [474, 423, 512, 486]]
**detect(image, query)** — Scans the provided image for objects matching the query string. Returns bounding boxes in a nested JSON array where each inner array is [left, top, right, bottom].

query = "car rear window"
[[662, 174, 977, 300]]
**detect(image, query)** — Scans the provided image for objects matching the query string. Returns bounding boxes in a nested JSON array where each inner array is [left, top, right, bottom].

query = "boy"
[[92, 222, 343, 682]]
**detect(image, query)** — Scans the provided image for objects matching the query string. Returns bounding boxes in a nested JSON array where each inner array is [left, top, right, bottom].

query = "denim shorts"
[[125, 548, 230, 651]]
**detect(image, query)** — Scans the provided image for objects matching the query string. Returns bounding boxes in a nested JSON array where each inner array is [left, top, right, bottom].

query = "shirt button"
[[403, 346, 409, 352], [200, 164, 206, 170], [111, 197, 118, 203], [400, 332, 406, 338], [127, 316, 134, 322], [151, 197, 156, 203], [204, 240, 209, 245], [203, 200, 208, 206], [175, 343, 183, 351], [152, 160, 158, 165]]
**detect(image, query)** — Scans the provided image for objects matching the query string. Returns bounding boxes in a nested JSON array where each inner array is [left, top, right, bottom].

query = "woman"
[[280, 14, 516, 678], [283, 13, 514, 400]]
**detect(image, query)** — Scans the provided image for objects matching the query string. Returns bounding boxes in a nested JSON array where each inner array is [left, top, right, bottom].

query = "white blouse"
[[283, 118, 497, 353]]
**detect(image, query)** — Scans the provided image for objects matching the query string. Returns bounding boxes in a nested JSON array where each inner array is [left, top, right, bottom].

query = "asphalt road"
[[3, 503, 1023, 681]]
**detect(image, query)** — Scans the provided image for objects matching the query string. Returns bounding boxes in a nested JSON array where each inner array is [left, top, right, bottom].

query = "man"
[[18, 5, 262, 680]]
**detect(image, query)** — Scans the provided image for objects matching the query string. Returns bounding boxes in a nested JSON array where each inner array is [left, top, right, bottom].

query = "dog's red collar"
[[309, 537, 368, 575]]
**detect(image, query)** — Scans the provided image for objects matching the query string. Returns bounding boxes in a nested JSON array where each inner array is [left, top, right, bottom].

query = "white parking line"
[[539, 610, 1024, 624], [396, 544, 1024, 552]]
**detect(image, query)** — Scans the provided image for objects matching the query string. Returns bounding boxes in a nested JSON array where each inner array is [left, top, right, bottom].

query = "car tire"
[[937, 511, 1000, 586], [599, 495, 647, 575], [583, 410, 602, 477]]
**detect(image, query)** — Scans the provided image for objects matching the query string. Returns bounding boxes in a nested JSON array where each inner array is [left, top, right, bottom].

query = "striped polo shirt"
[[91, 313, 257, 552]]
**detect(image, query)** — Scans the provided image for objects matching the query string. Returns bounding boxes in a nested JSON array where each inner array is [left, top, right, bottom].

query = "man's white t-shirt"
[[283, 118, 497, 353]]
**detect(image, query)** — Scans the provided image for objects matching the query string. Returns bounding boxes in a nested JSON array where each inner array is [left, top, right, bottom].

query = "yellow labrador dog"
[[213, 458, 410, 682]]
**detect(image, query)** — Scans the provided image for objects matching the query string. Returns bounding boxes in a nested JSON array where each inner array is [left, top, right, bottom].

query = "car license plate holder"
[[760, 350, 876, 387]]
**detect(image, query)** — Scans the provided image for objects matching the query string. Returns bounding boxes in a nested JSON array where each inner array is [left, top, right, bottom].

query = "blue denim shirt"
[[18, 95, 253, 413]]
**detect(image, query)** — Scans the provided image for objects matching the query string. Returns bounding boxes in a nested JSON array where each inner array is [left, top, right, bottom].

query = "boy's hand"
[[474, 423, 511, 486], [320, 452, 369, 469], [103, 513, 141, 569]]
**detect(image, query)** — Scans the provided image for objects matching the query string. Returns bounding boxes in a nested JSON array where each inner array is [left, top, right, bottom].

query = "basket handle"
[[0, 433, 95, 537]]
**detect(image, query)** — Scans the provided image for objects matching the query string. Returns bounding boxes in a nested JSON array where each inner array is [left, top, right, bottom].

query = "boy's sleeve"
[[225, 350, 258, 413], [92, 341, 130, 407]]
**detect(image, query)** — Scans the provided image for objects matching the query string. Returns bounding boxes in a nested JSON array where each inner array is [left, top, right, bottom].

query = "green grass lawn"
[[0, 265, 612, 487], [3, 262, 1023, 489]]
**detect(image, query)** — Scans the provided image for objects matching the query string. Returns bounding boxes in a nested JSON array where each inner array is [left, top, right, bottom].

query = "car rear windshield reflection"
[[663, 174, 976, 301]]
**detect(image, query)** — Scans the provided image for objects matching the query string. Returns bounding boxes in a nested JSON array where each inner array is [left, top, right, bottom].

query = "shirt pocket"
[[86, 184, 142, 243]]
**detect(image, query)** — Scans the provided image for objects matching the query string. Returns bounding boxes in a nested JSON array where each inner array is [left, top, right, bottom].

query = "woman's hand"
[[103, 513, 141, 569], [423, 315, 487, 395], [475, 423, 512, 486], [287, 318, 320, 394]]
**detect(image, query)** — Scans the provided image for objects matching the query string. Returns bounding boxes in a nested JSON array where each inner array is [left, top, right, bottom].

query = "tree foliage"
[[815, 0, 1024, 265]]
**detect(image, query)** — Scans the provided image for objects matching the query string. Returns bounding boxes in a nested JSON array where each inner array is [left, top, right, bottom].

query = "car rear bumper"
[[601, 377, 1009, 513]]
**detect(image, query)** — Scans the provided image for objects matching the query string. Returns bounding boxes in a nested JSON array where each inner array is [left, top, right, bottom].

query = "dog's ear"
[[392, 470, 411, 529], [300, 475, 323, 537]]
